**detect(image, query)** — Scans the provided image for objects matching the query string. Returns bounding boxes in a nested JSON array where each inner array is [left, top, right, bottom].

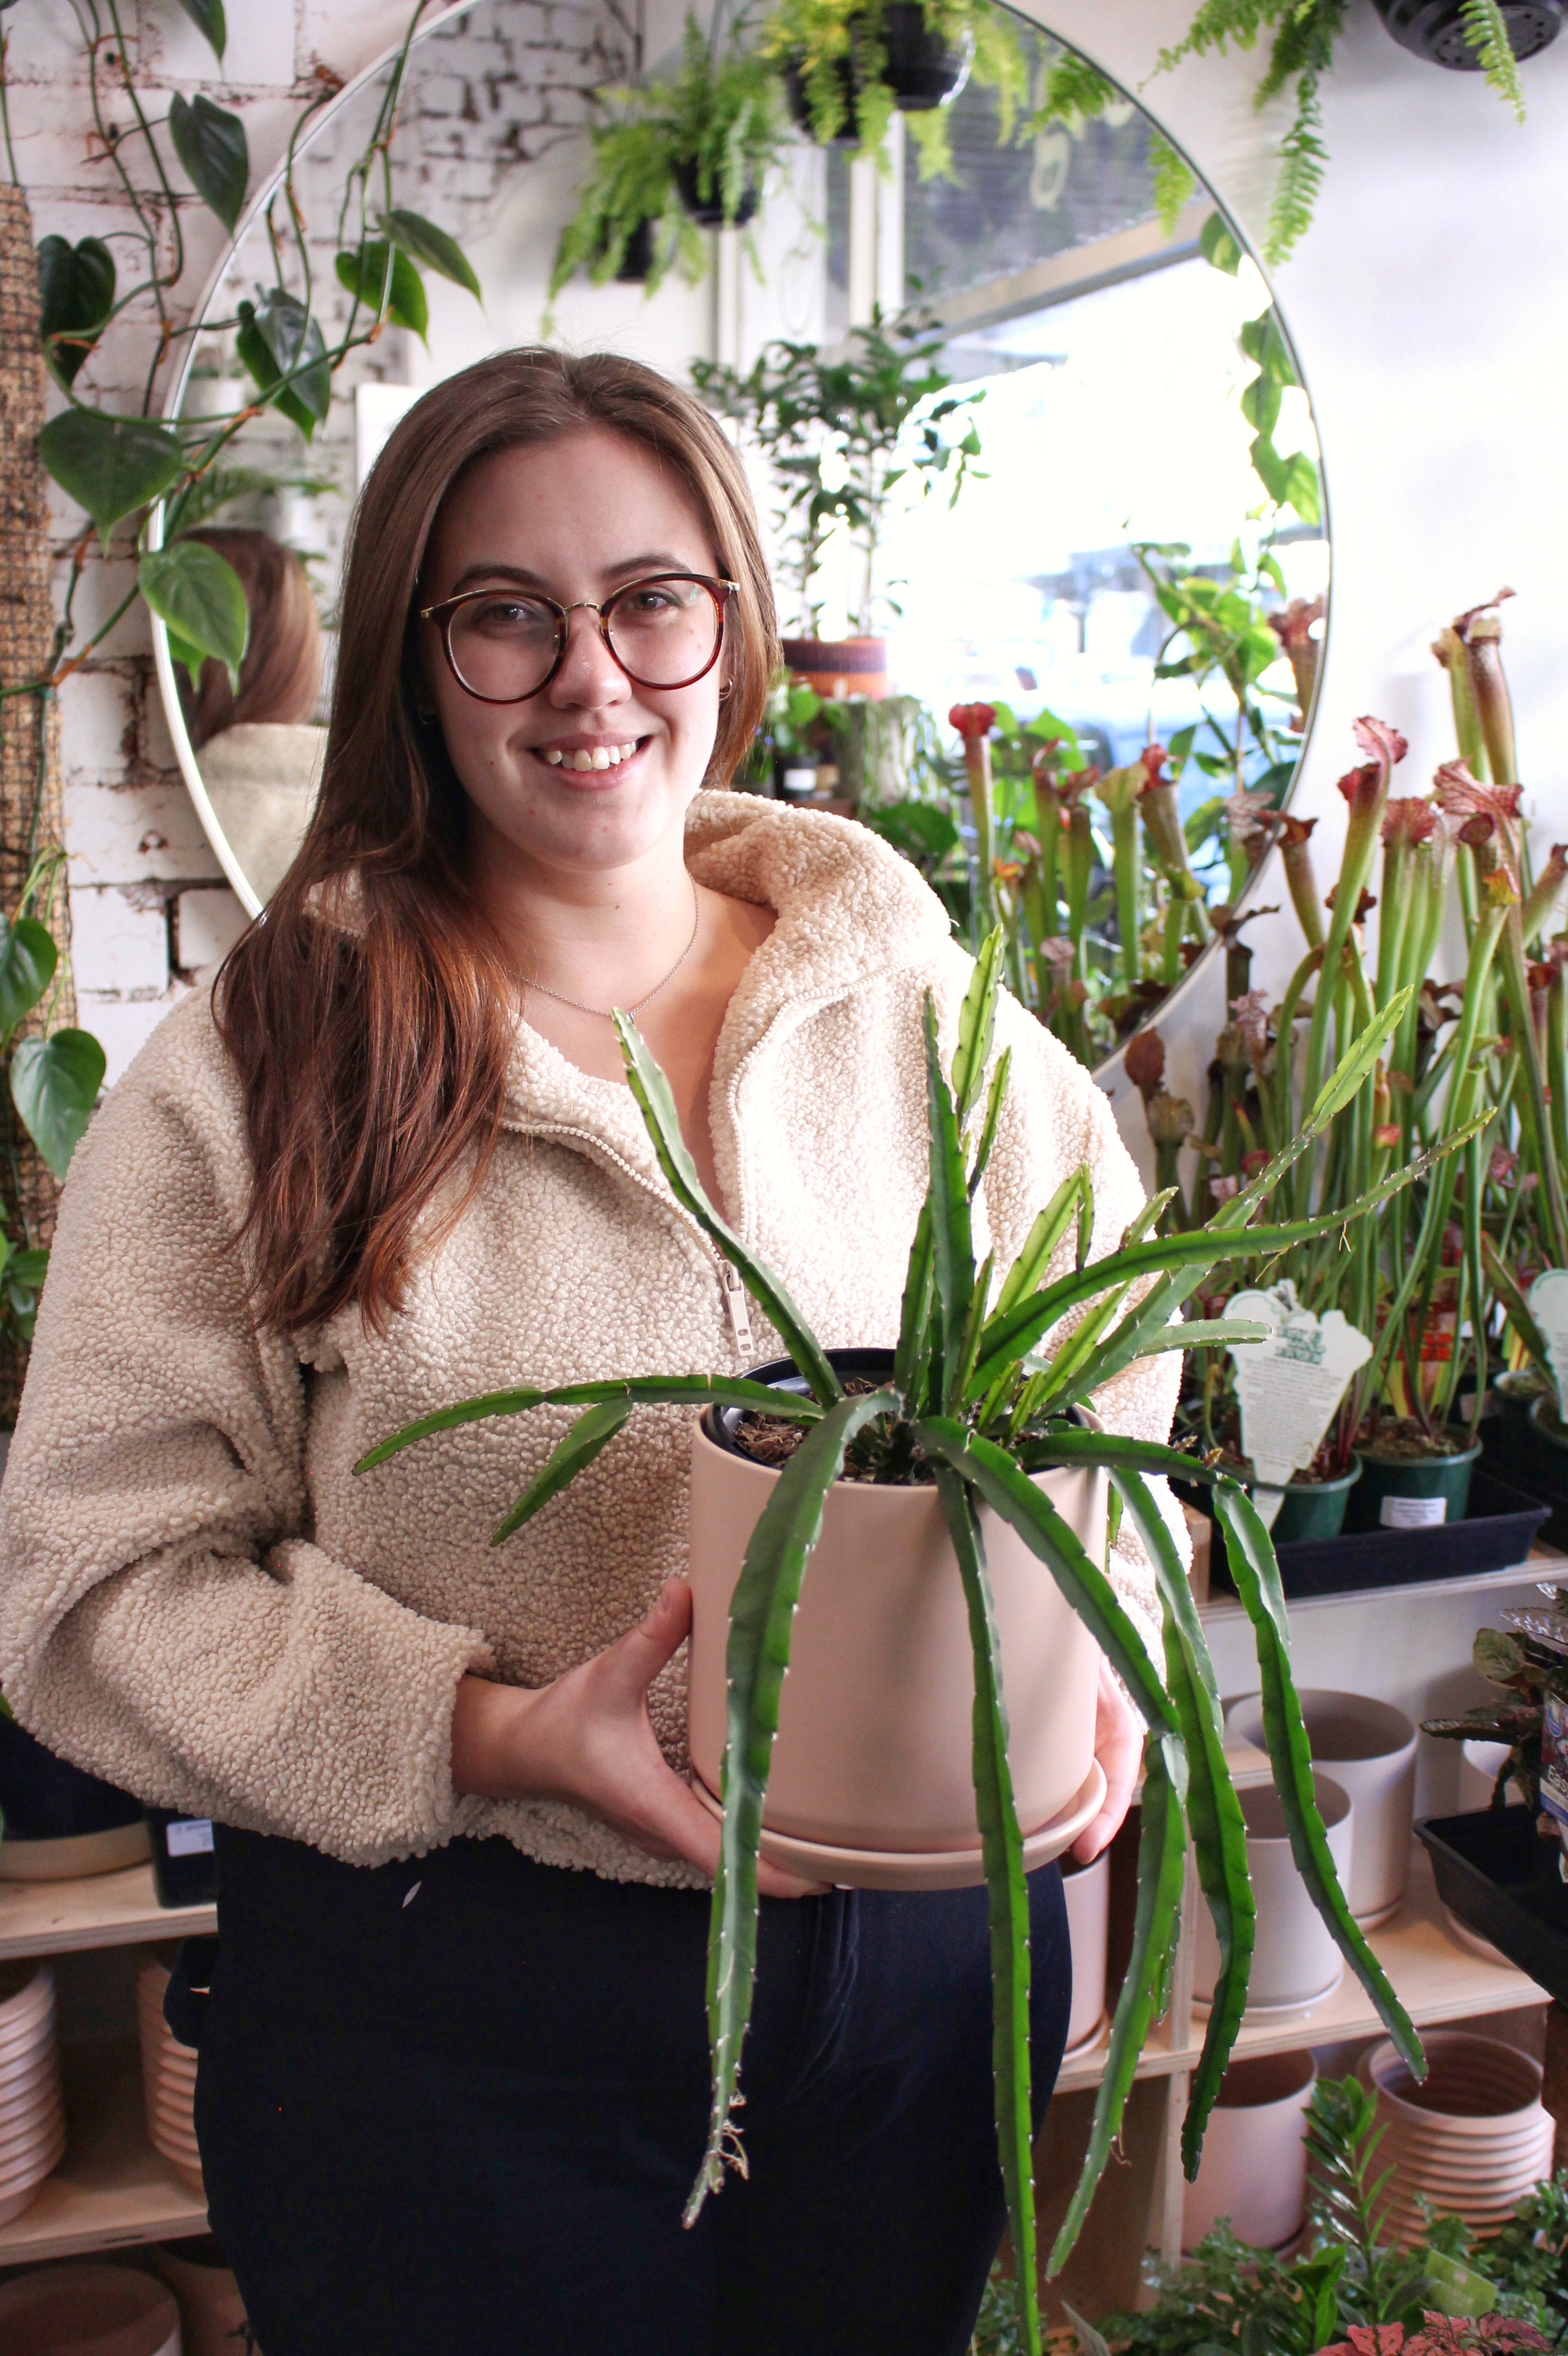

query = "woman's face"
[[417, 429, 728, 884]]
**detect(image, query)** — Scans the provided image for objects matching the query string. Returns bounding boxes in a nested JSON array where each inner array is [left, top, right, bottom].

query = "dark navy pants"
[[189, 1826, 1072, 2356]]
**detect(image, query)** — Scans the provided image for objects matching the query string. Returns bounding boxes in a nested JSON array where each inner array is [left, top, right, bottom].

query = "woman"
[[0, 350, 1181, 2356]]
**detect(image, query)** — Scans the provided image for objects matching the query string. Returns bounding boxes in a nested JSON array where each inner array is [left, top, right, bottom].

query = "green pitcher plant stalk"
[[357, 935, 1440, 2353]]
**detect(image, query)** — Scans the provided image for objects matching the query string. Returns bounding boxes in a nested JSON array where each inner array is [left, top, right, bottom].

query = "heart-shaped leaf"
[[140, 541, 249, 687], [334, 242, 428, 342], [11, 1029, 107, 1181], [173, 0, 226, 59], [166, 627, 208, 690], [236, 293, 329, 438], [383, 210, 481, 299], [38, 408, 182, 537], [169, 92, 248, 233], [36, 235, 115, 388], [0, 915, 58, 1035]]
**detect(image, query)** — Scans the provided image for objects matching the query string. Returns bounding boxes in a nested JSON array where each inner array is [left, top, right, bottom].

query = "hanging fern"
[[1155, 0, 1526, 267], [1459, 0, 1527, 119], [1149, 130, 1198, 234], [1033, 49, 1116, 128]]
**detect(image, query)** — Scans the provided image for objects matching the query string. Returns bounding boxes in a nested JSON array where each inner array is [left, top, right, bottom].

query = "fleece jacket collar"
[[497, 794, 953, 1170]]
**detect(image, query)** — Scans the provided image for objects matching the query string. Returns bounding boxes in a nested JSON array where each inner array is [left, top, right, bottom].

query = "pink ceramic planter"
[[1181, 2049, 1316, 2251], [686, 1423, 1106, 1889]]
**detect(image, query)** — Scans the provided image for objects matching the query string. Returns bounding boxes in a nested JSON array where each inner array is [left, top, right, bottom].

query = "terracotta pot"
[[153, 2240, 250, 2356], [780, 634, 889, 701], [686, 1352, 1104, 1888], [0, 2264, 181, 2356], [1194, 1770, 1353, 2015], [1225, 1689, 1415, 1925], [1061, 1848, 1109, 2053], [1181, 2048, 1315, 2251]]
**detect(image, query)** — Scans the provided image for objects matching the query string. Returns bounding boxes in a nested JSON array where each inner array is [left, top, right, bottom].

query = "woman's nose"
[[548, 606, 629, 706]]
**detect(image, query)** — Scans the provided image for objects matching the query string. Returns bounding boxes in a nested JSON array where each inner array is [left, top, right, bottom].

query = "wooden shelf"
[[0, 2037, 206, 2266], [0, 1865, 215, 1963]]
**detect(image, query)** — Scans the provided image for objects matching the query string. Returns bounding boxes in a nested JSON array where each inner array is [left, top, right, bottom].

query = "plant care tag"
[[1380, 1494, 1447, 1530], [1527, 1268, 1568, 1415], [1227, 1281, 1372, 1524], [164, 1817, 215, 1856]]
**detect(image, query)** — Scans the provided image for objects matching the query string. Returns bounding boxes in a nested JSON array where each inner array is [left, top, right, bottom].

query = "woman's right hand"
[[450, 1576, 824, 1898]]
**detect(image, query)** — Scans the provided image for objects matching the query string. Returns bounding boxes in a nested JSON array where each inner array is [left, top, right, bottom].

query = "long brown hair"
[[216, 348, 778, 1334], [176, 527, 322, 750]]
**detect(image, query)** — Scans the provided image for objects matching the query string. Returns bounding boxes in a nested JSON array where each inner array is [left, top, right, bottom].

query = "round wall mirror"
[[155, 0, 1327, 1075]]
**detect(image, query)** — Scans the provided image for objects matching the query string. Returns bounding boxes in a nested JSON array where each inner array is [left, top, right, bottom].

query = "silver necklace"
[[525, 883, 702, 1021]]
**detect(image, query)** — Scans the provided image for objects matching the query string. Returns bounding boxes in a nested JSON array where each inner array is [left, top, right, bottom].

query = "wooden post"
[[0, 182, 77, 1423]]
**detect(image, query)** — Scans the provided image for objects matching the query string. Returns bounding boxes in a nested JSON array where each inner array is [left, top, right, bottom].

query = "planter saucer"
[[1062, 2010, 1108, 2062], [1195, 1961, 1345, 2023], [0, 1821, 151, 1882], [689, 1761, 1106, 1892]]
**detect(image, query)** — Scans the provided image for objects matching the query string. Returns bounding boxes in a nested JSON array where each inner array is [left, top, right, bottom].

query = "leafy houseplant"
[[692, 308, 984, 643], [359, 932, 1447, 2353], [1075, 2072, 1562, 2356], [764, 0, 1029, 180], [550, 18, 790, 302]]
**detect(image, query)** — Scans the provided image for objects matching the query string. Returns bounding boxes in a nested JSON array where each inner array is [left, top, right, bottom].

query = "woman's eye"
[[469, 600, 552, 634]]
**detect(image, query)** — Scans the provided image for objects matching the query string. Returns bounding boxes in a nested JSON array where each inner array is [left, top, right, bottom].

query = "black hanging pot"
[[615, 218, 658, 283], [672, 156, 762, 230], [878, 1, 973, 110], [1372, 0, 1563, 66], [783, 52, 859, 143]]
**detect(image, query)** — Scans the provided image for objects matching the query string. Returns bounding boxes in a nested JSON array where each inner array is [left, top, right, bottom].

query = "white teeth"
[[621, 742, 637, 759], [590, 747, 610, 771], [543, 742, 639, 770], [544, 748, 563, 766]]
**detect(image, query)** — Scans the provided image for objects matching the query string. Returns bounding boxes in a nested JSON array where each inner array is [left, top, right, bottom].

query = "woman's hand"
[[1071, 1652, 1141, 1865], [451, 1576, 824, 1898]]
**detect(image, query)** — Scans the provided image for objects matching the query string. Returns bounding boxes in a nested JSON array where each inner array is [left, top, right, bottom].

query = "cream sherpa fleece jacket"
[[0, 793, 1184, 1884]]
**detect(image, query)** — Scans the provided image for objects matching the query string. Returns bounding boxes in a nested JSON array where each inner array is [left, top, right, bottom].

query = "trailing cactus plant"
[[358, 932, 1456, 2353]]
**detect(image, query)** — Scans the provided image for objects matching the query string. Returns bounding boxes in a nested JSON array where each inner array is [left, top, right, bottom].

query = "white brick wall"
[[10, 0, 626, 1076]]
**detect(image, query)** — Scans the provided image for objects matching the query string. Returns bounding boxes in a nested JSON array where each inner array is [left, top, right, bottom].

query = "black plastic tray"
[[1417, 1806, 1565, 2002], [1182, 1469, 1549, 1601]]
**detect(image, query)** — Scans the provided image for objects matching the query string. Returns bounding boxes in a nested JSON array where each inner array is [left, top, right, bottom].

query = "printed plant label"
[[1227, 1280, 1372, 1518], [1527, 1268, 1568, 1415], [1380, 1494, 1446, 1530]]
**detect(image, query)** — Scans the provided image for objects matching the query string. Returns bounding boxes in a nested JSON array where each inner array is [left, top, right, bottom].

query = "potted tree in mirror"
[[360, 935, 1444, 2351], [692, 310, 984, 706]]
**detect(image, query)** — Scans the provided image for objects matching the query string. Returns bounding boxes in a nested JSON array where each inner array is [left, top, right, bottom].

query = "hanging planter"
[[672, 156, 762, 229], [879, 0, 973, 107], [1372, 0, 1563, 68], [781, 51, 858, 141]]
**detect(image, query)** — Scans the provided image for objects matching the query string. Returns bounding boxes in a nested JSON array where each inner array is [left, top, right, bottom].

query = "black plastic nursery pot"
[[1344, 1429, 1482, 1533], [1417, 1806, 1568, 2002], [1183, 1467, 1548, 1603], [614, 217, 657, 282], [0, 1711, 145, 1842], [879, 2, 973, 108], [671, 158, 761, 230], [1373, 0, 1563, 68]]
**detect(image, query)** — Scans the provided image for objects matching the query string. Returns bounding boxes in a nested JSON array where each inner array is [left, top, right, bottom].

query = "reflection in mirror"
[[162, 0, 1325, 1074]]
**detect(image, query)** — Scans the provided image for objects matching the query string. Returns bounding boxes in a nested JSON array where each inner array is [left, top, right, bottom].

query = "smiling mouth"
[[539, 739, 644, 773]]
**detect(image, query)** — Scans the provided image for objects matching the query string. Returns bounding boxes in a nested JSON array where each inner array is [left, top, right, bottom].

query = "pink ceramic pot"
[[686, 1417, 1105, 1888], [0, 2264, 181, 2356], [1181, 2049, 1315, 2251]]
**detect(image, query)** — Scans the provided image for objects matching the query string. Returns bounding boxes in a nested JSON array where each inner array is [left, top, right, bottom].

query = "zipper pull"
[[718, 1258, 755, 1358]]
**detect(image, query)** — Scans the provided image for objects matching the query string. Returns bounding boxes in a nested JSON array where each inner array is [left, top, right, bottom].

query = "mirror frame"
[[151, 0, 1329, 1054]]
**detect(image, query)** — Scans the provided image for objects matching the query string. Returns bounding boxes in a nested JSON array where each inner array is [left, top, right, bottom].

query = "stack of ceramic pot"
[[0, 2262, 181, 2353], [1194, 1768, 1353, 2017], [1361, 2031, 1553, 2239], [1226, 1689, 1417, 1926], [0, 1959, 66, 2224], [137, 1947, 202, 2193]]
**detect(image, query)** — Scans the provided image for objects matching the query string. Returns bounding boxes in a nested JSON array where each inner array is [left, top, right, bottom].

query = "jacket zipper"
[[718, 1256, 755, 1359]]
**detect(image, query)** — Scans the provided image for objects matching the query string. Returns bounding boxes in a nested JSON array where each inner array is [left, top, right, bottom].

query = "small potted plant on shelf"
[[360, 932, 1448, 2352], [550, 16, 789, 304]]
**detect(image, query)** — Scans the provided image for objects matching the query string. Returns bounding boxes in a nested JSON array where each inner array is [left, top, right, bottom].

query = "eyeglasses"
[[418, 573, 738, 705]]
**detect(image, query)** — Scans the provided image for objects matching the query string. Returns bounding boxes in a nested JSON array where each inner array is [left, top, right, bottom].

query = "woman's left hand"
[[1071, 1653, 1141, 1865]]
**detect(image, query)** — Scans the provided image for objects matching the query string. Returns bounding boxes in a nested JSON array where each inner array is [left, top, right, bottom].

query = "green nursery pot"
[[1345, 1431, 1482, 1533], [1267, 1462, 1362, 1544], [1528, 1394, 1568, 1481]]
